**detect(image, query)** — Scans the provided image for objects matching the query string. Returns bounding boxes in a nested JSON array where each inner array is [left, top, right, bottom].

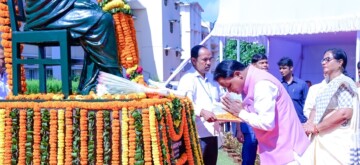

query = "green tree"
[[224, 39, 266, 66], [223, 40, 238, 60]]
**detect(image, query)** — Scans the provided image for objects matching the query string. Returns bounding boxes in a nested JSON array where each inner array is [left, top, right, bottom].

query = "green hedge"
[[26, 79, 79, 94]]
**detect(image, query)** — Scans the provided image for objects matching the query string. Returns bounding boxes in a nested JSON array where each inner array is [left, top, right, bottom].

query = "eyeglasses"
[[321, 57, 334, 63]]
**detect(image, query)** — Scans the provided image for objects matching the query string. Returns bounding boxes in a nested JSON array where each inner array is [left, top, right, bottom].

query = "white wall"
[[134, 0, 182, 82], [301, 44, 356, 84], [268, 37, 302, 80]]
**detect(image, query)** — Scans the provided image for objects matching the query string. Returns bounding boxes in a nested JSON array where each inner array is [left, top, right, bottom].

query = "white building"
[[131, 0, 183, 82], [179, 2, 203, 60], [21, 45, 84, 80]]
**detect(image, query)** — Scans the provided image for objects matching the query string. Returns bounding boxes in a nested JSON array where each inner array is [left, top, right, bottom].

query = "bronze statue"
[[24, 0, 123, 95]]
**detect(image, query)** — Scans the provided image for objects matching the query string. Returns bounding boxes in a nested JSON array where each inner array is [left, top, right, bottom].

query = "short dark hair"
[[357, 61, 360, 69], [191, 45, 206, 59], [277, 57, 293, 67], [324, 48, 348, 75], [214, 60, 247, 81], [251, 54, 267, 64]]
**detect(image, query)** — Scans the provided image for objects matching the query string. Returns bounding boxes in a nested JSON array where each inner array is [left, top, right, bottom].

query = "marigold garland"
[[182, 111, 194, 165], [184, 101, 200, 164], [121, 107, 129, 165], [142, 108, 152, 165], [49, 109, 58, 165], [127, 107, 136, 165], [111, 109, 120, 165], [186, 100, 204, 164], [0, 97, 204, 164], [32, 105, 41, 164], [3, 108, 12, 165], [77, 109, 87, 164], [176, 153, 188, 165], [115, 12, 139, 69], [57, 109, 65, 165], [164, 104, 185, 142], [18, 109, 27, 164]]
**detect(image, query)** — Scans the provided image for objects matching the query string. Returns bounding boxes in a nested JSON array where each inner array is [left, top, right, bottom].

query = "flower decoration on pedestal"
[[126, 65, 146, 86], [98, 0, 139, 69]]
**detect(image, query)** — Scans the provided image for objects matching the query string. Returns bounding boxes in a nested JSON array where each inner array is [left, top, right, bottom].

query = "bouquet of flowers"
[[125, 65, 146, 85]]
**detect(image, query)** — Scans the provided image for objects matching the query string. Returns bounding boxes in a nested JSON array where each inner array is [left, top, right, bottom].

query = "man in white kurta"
[[303, 80, 327, 119], [177, 45, 222, 165]]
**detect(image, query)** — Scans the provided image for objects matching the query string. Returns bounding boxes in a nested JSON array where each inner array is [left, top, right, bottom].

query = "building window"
[[170, 22, 174, 33], [46, 68, 53, 78], [174, 1, 183, 10], [26, 68, 38, 80]]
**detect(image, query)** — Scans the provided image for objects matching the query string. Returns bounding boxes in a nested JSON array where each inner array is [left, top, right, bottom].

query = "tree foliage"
[[224, 39, 266, 66]]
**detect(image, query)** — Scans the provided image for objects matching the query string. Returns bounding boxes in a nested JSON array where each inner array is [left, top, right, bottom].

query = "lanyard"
[[197, 77, 213, 103]]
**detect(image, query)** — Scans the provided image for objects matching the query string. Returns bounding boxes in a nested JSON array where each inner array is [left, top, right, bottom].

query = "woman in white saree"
[[302, 48, 360, 164]]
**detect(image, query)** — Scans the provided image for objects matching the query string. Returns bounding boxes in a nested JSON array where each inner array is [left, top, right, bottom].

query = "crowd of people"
[[1, 41, 359, 164], [178, 45, 360, 165]]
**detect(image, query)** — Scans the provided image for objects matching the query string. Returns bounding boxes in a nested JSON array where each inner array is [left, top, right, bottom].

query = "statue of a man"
[[24, 0, 123, 94]]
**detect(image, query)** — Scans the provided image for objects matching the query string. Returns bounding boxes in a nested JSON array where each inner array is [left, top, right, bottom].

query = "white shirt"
[[238, 80, 278, 131], [303, 80, 327, 118], [177, 67, 222, 138]]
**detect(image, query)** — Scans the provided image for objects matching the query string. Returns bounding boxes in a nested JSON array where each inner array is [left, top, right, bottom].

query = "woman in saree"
[[302, 48, 360, 164]]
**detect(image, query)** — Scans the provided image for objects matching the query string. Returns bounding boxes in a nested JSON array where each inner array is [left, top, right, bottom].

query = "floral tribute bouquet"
[[125, 65, 146, 85]]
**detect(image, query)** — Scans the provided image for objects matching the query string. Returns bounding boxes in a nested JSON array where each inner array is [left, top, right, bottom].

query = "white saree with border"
[[301, 74, 360, 165]]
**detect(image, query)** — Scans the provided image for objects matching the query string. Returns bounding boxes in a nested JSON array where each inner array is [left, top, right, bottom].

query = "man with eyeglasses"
[[278, 57, 309, 123], [177, 45, 222, 165]]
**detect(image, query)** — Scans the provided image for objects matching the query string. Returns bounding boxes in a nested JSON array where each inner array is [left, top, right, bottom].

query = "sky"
[[188, 0, 219, 22]]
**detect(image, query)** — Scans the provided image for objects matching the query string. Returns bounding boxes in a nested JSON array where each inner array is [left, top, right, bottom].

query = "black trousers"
[[200, 136, 218, 165]]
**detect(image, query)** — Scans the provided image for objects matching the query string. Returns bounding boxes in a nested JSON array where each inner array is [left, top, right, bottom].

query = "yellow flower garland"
[[149, 105, 160, 165], [57, 109, 65, 165], [121, 107, 129, 165]]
